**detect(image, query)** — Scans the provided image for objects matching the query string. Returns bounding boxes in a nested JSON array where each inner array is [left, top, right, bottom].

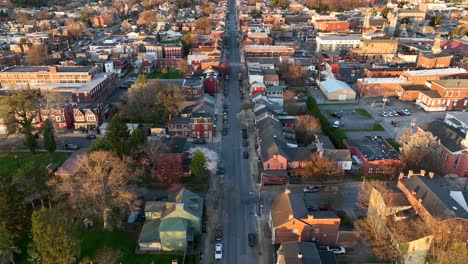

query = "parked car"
[[194, 138, 206, 144], [396, 111, 405, 116], [222, 128, 228, 135], [63, 144, 79, 150], [243, 151, 249, 159], [332, 120, 340, 128], [242, 129, 248, 139], [391, 121, 399, 127], [86, 134, 96, 139], [304, 186, 320, 193], [326, 246, 346, 255], [215, 243, 223, 260], [402, 109, 411, 115], [215, 226, 223, 241], [248, 233, 257, 247], [331, 112, 342, 118], [242, 140, 248, 147]]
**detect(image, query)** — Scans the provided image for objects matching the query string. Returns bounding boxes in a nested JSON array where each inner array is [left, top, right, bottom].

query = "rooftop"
[[345, 136, 399, 161], [319, 79, 354, 93], [182, 77, 203, 87], [432, 79, 468, 89], [403, 68, 467, 77], [316, 35, 362, 41], [359, 77, 411, 85], [418, 120, 467, 153], [2, 66, 95, 73], [244, 45, 294, 50]]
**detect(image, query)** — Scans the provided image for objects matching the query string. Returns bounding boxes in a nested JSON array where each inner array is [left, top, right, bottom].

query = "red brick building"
[[416, 53, 452, 69], [270, 189, 341, 246], [167, 112, 213, 139], [344, 136, 401, 176], [154, 138, 187, 179], [163, 45, 183, 58], [181, 77, 204, 101], [418, 121, 468, 178], [0, 53, 21, 71], [315, 21, 349, 32], [416, 79, 468, 111]]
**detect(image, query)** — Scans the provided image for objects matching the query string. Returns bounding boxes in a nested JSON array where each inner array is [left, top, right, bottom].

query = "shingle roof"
[[277, 242, 323, 264], [418, 120, 467, 152], [399, 175, 468, 220], [271, 192, 307, 227], [138, 219, 160, 243]]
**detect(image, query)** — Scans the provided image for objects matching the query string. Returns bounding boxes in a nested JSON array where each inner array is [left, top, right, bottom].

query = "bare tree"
[[156, 84, 184, 120], [66, 20, 87, 38], [93, 247, 122, 264], [302, 153, 342, 181], [356, 181, 389, 211], [25, 44, 48, 66], [399, 130, 443, 174], [54, 151, 134, 230], [296, 115, 321, 135], [236, 109, 255, 129], [15, 11, 30, 24]]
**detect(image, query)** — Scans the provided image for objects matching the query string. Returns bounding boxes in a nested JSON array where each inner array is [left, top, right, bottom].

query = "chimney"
[[420, 170, 426, 176], [408, 170, 414, 177], [298, 251, 303, 259], [429, 172, 435, 179]]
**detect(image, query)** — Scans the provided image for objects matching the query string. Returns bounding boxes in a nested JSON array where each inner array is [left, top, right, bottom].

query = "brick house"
[[350, 39, 398, 61], [182, 77, 204, 101], [418, 121, 468, 178], [397, 171, 468, 237], [0, 53, 21, 70], [416, 53, 452, 69], [415, 79, 468, 111], [156, 58, 184, 71], [72, 106, 104, 130], [344, 136, 401, 176], [168, 111, 213, 140], [163, 45, 183, 58], [270, 189, 341, 246], [154, 138, 187, 178], [167, 118, 190, 137]]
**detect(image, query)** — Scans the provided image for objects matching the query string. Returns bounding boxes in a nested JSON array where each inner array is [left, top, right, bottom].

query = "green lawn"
[[355, 108, 372, 118], [147, 70, 183, 79], [0, 152, 71, 174], [80, 228, 183, 263]]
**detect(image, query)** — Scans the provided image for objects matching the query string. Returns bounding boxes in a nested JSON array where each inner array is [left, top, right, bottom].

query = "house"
[[203, 76, 217, 94], [138, 188, 203, 253], [416, 53, 452, 69], [142, 55, 156, 73], [418, 121, 468, 177], [181, 77, 204, 101], [397, 171, 468, 239], [153, 138, 187, 179], [276, 241, 337, 264], [270, 189, 341, 245], [318, 79, 356, 101], [344, 136, 401, 176], [163, 44, 183, 58], [168, 110, 214, 140], [415, 79, 468, 112]]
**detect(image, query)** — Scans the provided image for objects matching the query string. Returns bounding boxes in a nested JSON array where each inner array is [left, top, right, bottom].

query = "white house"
[[104, 60, 114, 73]]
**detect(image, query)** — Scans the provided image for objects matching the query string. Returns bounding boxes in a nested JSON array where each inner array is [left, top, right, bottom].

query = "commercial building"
[[315, 35, 361, 53], [244, 45, 295, 57], [318, 79, 356, 101], [416, 79, 468, 111], [349, 39, 398, 61]]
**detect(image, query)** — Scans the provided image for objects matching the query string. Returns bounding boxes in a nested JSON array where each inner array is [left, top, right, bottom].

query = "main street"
[[217, 0, 259, 263]]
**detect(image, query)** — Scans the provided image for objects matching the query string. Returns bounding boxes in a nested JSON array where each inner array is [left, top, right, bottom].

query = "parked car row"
[[381, 109, 411, 117]]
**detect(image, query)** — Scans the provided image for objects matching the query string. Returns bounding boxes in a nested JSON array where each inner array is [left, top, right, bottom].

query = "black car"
[[222, 128, 228, 135], [215, 225, 223, 241], [85, 134, 96, 139], [391, 121, 399, 127], [193, 138, 206, 144], [242, 129, 248, 139], [331, 112, 342, 118], [242, 140, 248, 147], [243, 151, 249, 159], [248, 233, 257, 247], [217, 166, 225, 175]]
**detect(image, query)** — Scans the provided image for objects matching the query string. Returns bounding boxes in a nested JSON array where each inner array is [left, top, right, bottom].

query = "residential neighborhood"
[[0, 0, 467, 264]]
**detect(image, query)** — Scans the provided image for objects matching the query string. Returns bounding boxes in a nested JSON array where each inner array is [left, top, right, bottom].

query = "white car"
[[326, 246, 346, 255], [332, 120, 340, 128], [215, 243, 223, 260], [403, 109, 411, 115]]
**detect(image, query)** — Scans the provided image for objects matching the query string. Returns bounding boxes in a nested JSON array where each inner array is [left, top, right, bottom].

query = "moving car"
[[248, 233, 257, 247], [326, 246, 346, 255], [215, 243, 223, 260], [63, 144, 79, 150], [304, 186, 319, 193], [391, 121, 399, 127]]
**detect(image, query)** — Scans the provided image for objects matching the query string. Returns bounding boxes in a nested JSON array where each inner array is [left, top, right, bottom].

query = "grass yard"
[[147, 70, 183, 79], [354, 108, 372, 118], [80, 228, 183, 263], [0, 152, 71, 175]]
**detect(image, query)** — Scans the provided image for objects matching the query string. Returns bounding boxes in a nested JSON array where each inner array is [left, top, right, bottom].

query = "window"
[[368, 168, 374, 174], [266, 163, 270, 169], [204, 125, 208, 130], [453, 156, 460, 169], [280, 163, 284, 169]]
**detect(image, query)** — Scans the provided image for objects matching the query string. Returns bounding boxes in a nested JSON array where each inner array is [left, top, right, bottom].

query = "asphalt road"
[[0, 132, 94, 152], [217, 0, 258, 263]]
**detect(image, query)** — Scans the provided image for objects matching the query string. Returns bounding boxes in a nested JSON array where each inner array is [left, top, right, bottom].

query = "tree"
[[136, 10, 158, 27], [189, 149, 207, 176], [195, 16, 211, 34], [218, 60, 231, 77], [156, 84, 184, 120], [105, 115, 129, 157], [129, 126, 146, 149], [89, 138, 113, 152], [54, 151, 134, 229], [356, 180, 389, 211], [26, 43, 48, 65], [93, 247, 122, 264], [0, 88, 40, 151], [430, 13, 442, 27], [381, 7, 389, 19], [188, 147, 219, 175], [66, 20, 87, 38], [178, 60, 190, 75], [399, 130, 442, 174], [270, 0, 287, 8], [15, 11, 30, 24], [101, 11, 115, 26], [236, 109, 255, 129], [29, 208, 80, 264], [0, 224, 18, 264], [43, 119, 56, 152], [295, 115, 321, 145], [433, 241, 468, 264], [302, 153, 343, 181]]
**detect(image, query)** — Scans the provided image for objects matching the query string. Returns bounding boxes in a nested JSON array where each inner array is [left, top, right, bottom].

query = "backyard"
[[0, 152, 71, 174], [147, 70, 183, 79]]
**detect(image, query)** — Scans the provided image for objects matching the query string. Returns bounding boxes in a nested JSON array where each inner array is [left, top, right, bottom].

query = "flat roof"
[[359, 77, 411, 84], [345, 136, 399, 161], [2, 66, 95, 73], [317, 35, 361, 41], [244, 45, 294, 50], [404, 68, 467, 77], [432, 79, 468, 89]]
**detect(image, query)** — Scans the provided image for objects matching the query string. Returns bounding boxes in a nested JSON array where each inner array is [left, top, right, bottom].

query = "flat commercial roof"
[[345, 136, 399, 161], [2, 66, 95, 73]]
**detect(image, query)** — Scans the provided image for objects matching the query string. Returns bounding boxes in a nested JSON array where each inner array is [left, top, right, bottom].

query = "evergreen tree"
[[129, 127, 146, 149], [89, 138, 113, 152], [189, 149, 207, 176], [43, 119, 56, 152], [105, 115, 129, 157], [29, 208, 80, 264]]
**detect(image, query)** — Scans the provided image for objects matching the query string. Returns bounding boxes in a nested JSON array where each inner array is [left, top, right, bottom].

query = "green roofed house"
[[137, 188, 203, 253]]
